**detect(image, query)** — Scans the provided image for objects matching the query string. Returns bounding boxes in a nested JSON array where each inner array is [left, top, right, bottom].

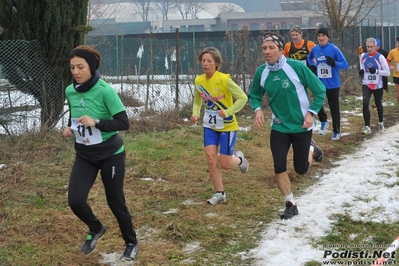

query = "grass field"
[[0, 80, 399, 265]]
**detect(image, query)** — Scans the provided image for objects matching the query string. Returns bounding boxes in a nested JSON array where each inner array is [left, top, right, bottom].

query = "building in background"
[[88, 0, 399, 40], [88, 1, 331, 35]]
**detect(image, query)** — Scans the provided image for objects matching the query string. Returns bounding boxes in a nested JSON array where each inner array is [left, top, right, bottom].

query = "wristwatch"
[[94, 119, 100, 128]]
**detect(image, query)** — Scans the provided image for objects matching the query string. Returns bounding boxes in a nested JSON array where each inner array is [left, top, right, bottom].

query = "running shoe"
[[310, 139, 323, 162], [318, 121, 329, 136], [207, 192, 226, 205], [81, 225, 107, 254], [235, 150, 249, 173], [280, 201, 299, 219], [361, 126, 371, 135], [379, 122, 384, 134], [331, 132, 341, 140], [120, 243, 139, 261]]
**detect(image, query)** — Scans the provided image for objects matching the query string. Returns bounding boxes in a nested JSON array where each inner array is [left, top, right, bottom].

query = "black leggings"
[[68, 151, 137, 244], [270, 130, 312, 175], [318, 88, 341, 133], [362, 85, 383, 125]]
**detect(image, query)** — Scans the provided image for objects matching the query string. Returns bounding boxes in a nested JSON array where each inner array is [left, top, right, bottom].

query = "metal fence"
[[0, 26, 398, 135], [0, 40, 64, 135], [86, 30, 262, 88]]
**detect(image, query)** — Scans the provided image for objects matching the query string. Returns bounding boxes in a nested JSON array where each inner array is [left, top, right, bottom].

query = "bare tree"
[[174, 1, 190, 20], [132, 0, 153, 21], [294, 0, 385, 43], [217, 3, 239, 13], [153, 0, 175, 22], [88, 0, 124, 32], [174, 0, 205, 20], [188, 0, 205, 19]]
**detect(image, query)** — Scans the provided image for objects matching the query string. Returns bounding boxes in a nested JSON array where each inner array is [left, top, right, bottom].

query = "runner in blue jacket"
[[308, 28, 348, 140]]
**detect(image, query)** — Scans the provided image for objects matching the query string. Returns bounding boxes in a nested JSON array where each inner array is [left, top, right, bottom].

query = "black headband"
[[70, 49, 99, 75], [262, 34, 285, 50]]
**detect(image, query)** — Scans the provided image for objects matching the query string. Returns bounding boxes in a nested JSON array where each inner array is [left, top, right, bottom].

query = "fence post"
[[120, 33, 124, 93], [175, 28, 179, 112]]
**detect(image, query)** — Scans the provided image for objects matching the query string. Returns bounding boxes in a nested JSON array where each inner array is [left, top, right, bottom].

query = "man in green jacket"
[[248, 33, 326, 219]]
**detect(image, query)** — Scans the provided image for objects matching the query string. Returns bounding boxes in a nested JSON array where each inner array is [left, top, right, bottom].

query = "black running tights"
[[362, 85, 383, 125], [67, 151, 137, 244]]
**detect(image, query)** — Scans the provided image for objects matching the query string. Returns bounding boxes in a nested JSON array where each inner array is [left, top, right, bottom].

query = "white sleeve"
[[378, 54, 391, 77]]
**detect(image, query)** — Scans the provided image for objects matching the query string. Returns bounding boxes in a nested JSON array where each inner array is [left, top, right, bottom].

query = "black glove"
[[309, 65, 316, 74], [359, 69, 364, 76], [326, 56, 336, 67], [368, 67, 377, 74]]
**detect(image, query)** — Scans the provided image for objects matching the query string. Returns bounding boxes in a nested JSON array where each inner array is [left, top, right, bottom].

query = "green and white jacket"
[[249, 57, 326, 133]]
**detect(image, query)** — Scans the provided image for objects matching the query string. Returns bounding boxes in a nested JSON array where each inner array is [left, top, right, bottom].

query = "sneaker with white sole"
[[319, 121, 329, 136], [361, 126, 371, 135], [81, 225, 107, 254], [379, 122, 384, 134], [331, 132, 341, 140], [235, 150, 249, 173], [120, 243, 139, 261], [280, 201, 299, 219], [310, 139, 323, 162], [207, 192, 226, 205]]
